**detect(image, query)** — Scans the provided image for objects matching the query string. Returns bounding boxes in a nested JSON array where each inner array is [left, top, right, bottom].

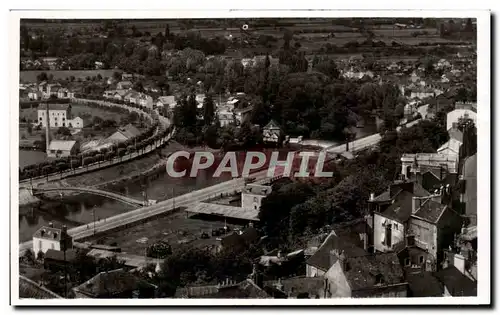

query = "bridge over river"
[[31, 186, 152, 207]]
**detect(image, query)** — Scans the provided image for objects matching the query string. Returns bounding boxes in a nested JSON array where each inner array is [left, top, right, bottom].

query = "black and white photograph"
[[9, 9, 490, 306]]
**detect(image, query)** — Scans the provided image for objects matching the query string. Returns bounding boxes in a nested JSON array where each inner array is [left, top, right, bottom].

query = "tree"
[[57, 126, 72, 136], [36, 72, 48, 82], [202, 94, 215, 126]]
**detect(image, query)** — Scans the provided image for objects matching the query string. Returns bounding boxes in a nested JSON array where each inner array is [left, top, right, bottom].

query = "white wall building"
[[37, 103, 71, 128], [32, 224, 73, 255]]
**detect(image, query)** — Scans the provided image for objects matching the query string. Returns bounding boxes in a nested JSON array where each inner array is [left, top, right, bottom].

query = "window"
[[404, 258, 410, 266], [419, 256, 424, 264], [254, 197, 258, 202], [39, 117, 42, 121], [38, 240, 42, 250], [51, 243, 55, 249], [55, 122, 58, 127], [393, 223, 398, 230], [385, 225, 392, 247]]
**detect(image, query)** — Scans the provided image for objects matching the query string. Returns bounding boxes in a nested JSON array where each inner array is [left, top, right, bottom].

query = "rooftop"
[[175, 279, 268, 298], [19, 276, 62, 299], [33, 226, 67, 241], [437, 138, 462, 154], [48, 140, 77, 152], [44, 249, 77, 262], [434, 266, 477, 296], [242, 184, 272, 196], [344, 253, 405, 291], [306, 230, 368, 272], [117, 124, 141, 139], [72, 269, 155, 298], [380, 191, 416, 223], [413, 199, 448, 224], [405, 271, 445, 297], [186, 202, 260, 221]]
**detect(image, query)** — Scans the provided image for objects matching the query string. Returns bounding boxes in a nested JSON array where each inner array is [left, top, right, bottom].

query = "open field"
[[89, 210, 244, 256], [20, 70, 117, 83]]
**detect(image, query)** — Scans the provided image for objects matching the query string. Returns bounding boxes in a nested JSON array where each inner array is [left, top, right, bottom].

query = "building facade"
[[37, 103, 71, 128]]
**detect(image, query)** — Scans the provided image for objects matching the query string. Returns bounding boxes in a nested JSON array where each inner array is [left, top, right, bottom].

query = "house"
[[264, 276, 326, 298], [32, 223, 73, 256], [67, 116, 85, 129], [137, 93, 154, 109], [368, 181, 431, 252], [116, 80, 133, 90], [57, 88, 74, 99], [122, 73, 134, 81], [174, 278, 269, 298], [407, 196, 463, 267], [47, 140, 79, 158], [19, 275, 62, 299], [434, 266, 477, 296], [43, 248, 78, 272], [400, 153, 460, 183], [72, 269, 157, 298], [94, 61, 104, 69], [28, 88, 43, 100], [312, 234, 407, 299], [241, 184, 272, 210], [124, 91, 140, 104], [41, 57, 58, 70], [37, 103, 71, 128], [446, 102, 477, 131], [219, 226, 260, 253], [306, 221, 370, 278], [233, 106, 253, 125], [107, 124, 141, 143], [437, 138, 462, 157], [156, 95, 176, 109], [112, 90, 129, 101], [263, 120, 283, 144]]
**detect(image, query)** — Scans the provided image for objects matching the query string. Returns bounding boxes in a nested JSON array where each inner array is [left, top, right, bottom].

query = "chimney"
[[369, 193, 375, 201], [277, 250, 282, 258], [62, 225, 67, 234], [48, 222, 53, 228]]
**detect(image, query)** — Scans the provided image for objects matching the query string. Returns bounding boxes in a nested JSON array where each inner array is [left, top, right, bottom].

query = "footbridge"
[[31, 186, 152, 207]]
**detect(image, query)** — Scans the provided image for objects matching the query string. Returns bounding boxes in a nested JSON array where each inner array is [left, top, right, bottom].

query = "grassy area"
[[19, 70, 117, 83], [90, 210, 244, 256]]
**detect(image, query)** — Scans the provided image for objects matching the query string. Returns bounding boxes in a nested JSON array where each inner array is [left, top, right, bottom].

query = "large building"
[[37, 103, 71, 128]]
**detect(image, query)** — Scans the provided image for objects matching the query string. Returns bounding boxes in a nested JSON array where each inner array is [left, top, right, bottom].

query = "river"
[[18, 118, 382, 243]]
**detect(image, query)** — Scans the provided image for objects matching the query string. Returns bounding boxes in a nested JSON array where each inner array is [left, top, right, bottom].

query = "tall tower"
[[45, 103, 50, 155]]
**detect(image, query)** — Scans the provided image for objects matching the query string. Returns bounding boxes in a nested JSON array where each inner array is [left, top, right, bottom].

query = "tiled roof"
[[437, 138, 462, 154], [72, 269, 155, 298], [157, 96, 176, 104], [19, 276, 62, 299], [306, 230, 368, 272], [118, 124, 141, 139], [344, 253, 405, 291], [45, 249, 77, 262], [380, 191, 415, 223], [33, 226, 64, 241], [413, 199, 447, 224], [267, 276, 325, 298], [48, 140, 77, 152], [264, 120, 281, 130], [406, 271, 444, 297], [177, 279, 269, 298], [434, 266, 477, 296]]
